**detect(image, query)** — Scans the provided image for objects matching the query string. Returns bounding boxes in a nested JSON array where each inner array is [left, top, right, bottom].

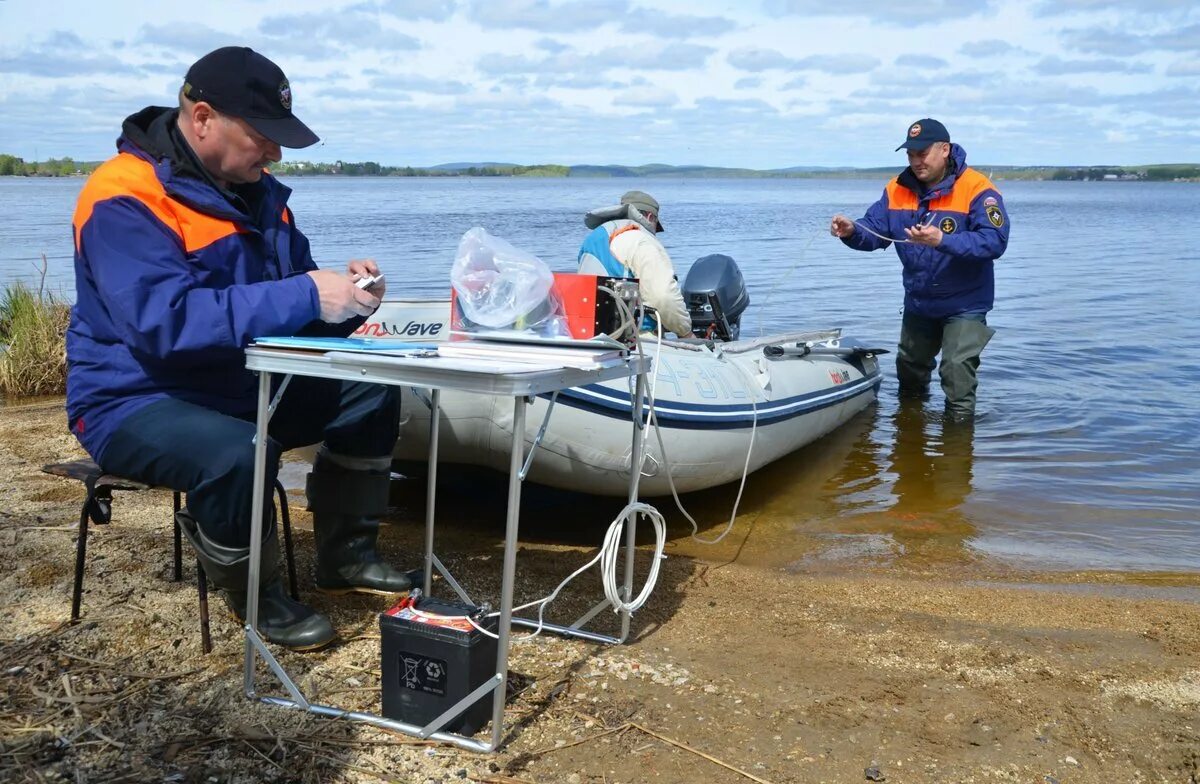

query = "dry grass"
[[0, 278, 70, 397]]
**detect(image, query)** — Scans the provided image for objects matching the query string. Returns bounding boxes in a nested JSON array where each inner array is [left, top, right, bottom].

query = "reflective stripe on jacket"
[[842, 143, 1009, 318], [67, 129, 326, 461]]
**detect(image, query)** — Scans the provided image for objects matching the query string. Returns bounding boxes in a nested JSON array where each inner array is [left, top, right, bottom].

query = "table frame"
[[241, 347, 648, 752]]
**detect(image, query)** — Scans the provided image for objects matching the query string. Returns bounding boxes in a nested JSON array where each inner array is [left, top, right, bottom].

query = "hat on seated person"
[[621, 190, 665, 232], [182, 46, 319, 149], [895, 118, 950, 151]]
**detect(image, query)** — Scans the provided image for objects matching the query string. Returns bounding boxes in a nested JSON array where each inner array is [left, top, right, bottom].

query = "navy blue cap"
[[183, 46, 318, 149], [896, 118, 949, 151]]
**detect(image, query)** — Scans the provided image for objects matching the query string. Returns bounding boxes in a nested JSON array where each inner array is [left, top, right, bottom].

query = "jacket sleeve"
[[936, 188, 1009, 262], [281, 207, 370, 338], [610, 229, 692, 336], [79, 196, 322, 364], [841, 188, 893, 252]]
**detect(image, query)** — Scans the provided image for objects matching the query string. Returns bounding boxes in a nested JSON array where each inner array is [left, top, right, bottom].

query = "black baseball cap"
[[182, 46, 319, 149], [896, 118, 949, 151]]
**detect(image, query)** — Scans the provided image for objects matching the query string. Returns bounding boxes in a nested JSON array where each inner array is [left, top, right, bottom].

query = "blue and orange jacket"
[[842, 144, 1009, 318], [66, 107, 358, 462]]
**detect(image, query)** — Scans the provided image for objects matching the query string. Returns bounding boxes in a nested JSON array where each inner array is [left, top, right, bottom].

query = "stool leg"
[[172, 492, 183, 582], [71, 496, 91, 621], [196, 561, 212, 654], [275, 480, 299, 601]]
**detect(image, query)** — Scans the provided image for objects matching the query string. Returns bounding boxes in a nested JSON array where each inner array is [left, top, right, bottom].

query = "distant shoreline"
[[2, 153, 1199, 182]]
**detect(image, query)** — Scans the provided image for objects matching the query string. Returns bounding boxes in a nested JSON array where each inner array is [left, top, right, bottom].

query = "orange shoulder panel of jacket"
[[281, 206, 291, 225], [931, 167, 999, 214], [885, 177, 919, 210], [72, 152, 241, 254]]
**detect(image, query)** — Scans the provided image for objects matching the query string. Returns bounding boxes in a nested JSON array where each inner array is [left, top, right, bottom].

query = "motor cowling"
[[682, 254, 750, 341]]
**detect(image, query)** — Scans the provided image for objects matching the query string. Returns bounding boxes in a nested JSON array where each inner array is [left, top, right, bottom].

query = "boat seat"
[[41, 458, 299, 654]]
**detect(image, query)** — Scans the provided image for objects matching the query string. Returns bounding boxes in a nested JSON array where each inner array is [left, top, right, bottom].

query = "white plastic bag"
[[451, 227, 569, 336]]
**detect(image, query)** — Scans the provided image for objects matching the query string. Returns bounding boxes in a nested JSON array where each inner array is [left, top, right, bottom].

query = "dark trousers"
[[102, 377, 400, 547], [896, 311, 995, 417]]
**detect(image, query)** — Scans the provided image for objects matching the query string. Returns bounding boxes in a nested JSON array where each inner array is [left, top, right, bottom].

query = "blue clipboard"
[[253, 336, 438, 354]]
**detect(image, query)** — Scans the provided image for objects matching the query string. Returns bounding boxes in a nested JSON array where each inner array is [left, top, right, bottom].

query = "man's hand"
[[306, 269, 380, 323], [830, 214, 856, 239], [347, 258, 387, 298], [904, 224, 943, 247]]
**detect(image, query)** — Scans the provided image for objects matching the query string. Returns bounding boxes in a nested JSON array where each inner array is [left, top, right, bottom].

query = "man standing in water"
[[66, 47, 413, 651], [830, 119, 1009, 419]]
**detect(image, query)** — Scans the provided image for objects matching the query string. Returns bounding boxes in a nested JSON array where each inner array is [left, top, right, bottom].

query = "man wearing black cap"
[[578, 190, 692, 336], [66, 47, 413, 651], [830, 118, 1010, 419]]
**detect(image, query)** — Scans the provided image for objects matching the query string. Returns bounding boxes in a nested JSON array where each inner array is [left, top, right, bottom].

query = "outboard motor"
[[682, 254, 750, 341]]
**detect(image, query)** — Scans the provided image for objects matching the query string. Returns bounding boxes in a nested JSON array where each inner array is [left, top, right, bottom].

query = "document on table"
[[252, 336, 438, 357]]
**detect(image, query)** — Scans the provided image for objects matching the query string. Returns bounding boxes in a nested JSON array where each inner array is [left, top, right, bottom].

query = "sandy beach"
[[2, 400, 1198, 784]]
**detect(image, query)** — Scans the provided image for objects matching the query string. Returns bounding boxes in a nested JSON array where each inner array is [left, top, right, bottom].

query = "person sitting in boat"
[[65, 46, 413, 652], [578, 190, 692, 337]]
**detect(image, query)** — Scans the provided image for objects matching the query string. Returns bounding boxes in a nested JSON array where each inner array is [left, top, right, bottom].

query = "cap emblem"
[[278, 79, 292, 111], [909, 123, 922, 138]]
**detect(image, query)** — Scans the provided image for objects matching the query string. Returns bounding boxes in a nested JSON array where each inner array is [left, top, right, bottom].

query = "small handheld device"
[[355, 273, 385, 290]]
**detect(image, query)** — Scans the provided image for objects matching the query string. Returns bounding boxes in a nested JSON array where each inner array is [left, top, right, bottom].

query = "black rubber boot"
[[176, 511, 336, 651], [307, 453, 412, 596]]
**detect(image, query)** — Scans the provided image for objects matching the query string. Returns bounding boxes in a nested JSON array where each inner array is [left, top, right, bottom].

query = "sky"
[[1, 0, 1198, 169]]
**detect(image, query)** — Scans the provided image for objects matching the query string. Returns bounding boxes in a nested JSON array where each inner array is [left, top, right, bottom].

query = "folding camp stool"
[[41, 458, 299, 654]]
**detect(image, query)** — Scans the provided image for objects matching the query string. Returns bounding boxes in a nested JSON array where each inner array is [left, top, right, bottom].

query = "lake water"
[[2, 175, 1198, 575]]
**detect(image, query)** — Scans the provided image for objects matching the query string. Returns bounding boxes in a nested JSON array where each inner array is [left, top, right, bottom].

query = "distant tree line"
[[271, 161, 570, 178], [0, 154, 96, 176], [1045, 164, 1200, 182]]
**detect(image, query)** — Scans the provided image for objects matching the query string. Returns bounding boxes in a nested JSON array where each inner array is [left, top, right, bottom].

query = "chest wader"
[[306, 449, 413, 596], [176, 509, 335, 651]]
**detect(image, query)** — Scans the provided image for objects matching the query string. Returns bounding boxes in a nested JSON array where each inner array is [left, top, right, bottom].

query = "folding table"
[[242, 344, 649, 752]]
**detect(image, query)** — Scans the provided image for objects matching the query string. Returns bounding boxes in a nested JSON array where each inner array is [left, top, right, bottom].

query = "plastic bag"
[[450, 227, 569, 337]]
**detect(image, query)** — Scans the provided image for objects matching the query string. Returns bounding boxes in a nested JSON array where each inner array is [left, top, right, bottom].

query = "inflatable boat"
[[361, 256, 883, 496]]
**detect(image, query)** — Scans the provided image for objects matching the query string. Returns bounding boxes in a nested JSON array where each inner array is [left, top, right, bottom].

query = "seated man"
[[578, 190, 692, 337], [66, 46, 410, 651]]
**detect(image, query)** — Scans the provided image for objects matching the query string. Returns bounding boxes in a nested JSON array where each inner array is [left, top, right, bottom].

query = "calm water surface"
[[2, 176, 1197, 574]]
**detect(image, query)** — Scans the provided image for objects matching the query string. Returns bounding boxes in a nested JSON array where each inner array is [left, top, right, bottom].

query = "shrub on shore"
[[0, 281, 70, 397]]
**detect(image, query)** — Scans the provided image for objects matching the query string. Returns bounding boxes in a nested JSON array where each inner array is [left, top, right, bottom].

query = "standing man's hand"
[[904, 224, 943, 247], [306, 269, 380, 322], [830, 214, 856, 239], [347, 258, 387, 299]]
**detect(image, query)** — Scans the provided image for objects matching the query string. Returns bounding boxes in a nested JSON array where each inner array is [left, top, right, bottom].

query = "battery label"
[[397, 651, 448, 695]]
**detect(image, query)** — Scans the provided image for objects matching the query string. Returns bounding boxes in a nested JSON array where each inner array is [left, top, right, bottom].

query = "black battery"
[[379, 596, 498, 735]]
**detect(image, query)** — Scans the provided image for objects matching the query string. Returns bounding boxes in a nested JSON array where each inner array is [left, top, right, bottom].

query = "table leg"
[[619, 369, 646, 642], [244, 370, 272, 697], [424, 389, 440, 596], [489, 395, 526, 749]]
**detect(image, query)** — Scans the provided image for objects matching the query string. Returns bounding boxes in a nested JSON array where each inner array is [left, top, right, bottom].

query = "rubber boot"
[[176, 510, 336, 651], [307, 452, 412, 596]]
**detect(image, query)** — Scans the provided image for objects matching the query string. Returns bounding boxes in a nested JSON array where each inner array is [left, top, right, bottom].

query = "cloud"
[[734, 77, 763, 90], [0, 32, 151, 78], [763, 0, 997, 26], [894, 54, 948, 69], [617, 8, 736, 39], [1034, 56, 1153, 75], [379, 0, 458, 21], [781, 76, 806, 90], [1032, 0, 1195, 15], [613, 87, 679, 108], [692, 97, 778, 114], [366, 74, 471, 95], [258, 8, 422, 53], [1165, 58, 1200, 77], [477, 43, 714, 76], [957, 40, 1026, 57], [136, 23, 246, 56], [466, 0, 627, 32], [727, 48, 799, 72], [794, 54, 879, 74], [1062, 23, 1200, 55]]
